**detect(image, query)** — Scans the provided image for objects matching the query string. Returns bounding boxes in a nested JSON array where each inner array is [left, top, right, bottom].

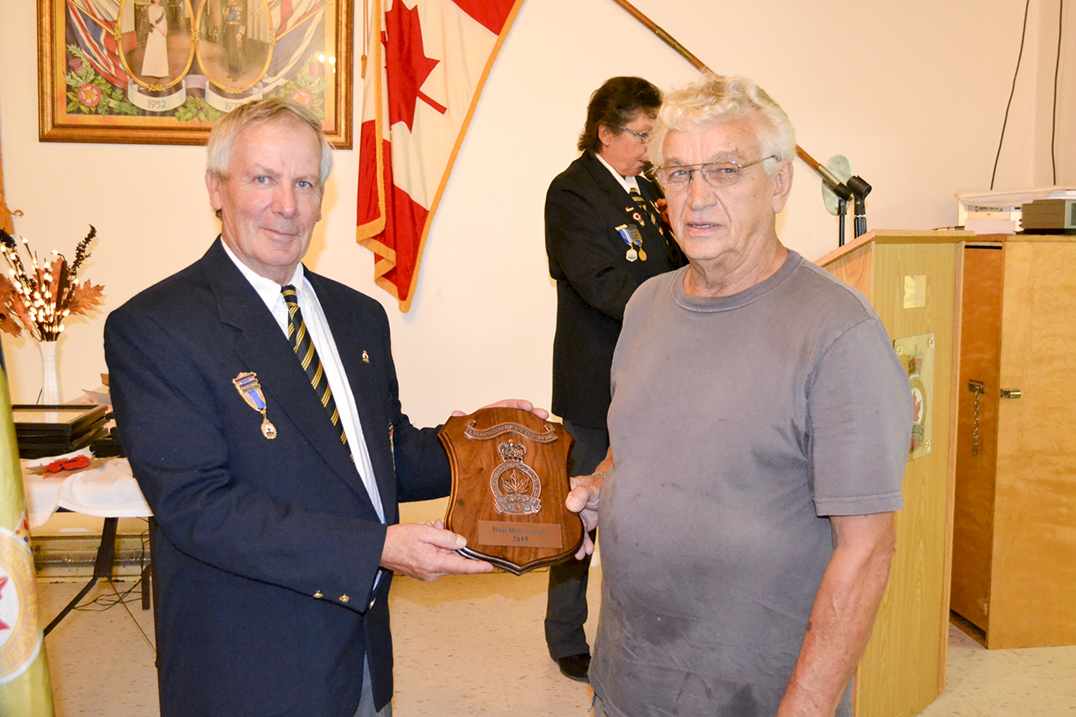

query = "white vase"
[[39, 340, 62, 404]]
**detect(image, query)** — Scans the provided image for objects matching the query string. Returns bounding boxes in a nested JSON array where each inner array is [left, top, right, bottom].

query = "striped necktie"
[[629, 187, 665, 237], [281, 285, 348, 449]]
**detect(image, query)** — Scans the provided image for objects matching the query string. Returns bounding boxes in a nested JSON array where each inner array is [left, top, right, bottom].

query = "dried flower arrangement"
[[0, 226, 104, 342]]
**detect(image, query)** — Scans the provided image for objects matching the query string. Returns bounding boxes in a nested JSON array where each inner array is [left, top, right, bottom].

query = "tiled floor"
[[918, 626, 1076, 716], [39, 569, 595, 717], [39, 571, 1076, 716], [41, 579, 159, 717]]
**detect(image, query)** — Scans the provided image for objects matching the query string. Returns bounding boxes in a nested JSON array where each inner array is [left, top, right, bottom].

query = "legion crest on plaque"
[[439, 408, 582, 575]]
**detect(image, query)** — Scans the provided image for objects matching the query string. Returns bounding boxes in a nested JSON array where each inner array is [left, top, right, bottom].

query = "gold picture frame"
[[38, 0, 353, 147]]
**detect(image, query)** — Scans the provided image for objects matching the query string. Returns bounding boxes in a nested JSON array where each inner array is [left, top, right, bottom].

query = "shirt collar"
[[221, 238, 305, 312], [594, 152, 641, 194]]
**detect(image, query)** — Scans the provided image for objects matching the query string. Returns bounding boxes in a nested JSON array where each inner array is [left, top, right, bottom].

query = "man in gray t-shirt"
[[567, 76, 913, 717]]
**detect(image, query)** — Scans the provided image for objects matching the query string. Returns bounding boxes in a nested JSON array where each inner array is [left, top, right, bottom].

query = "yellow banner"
[[0, 364, 55, 716]]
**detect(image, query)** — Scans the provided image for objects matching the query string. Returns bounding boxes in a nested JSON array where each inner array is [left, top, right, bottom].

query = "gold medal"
[[261, 416, 277, 440], [234, 372, 277, 440], [626, 248, 638, 262], [639, 248, 647, 261]]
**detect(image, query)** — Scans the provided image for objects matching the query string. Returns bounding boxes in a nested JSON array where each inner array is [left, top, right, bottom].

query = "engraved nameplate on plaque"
[[439, 407, 582, 575]]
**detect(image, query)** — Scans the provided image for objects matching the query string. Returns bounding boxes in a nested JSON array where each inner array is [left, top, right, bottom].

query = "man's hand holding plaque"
[[439, 407, 584, 574], [566, 451, 609, 559]]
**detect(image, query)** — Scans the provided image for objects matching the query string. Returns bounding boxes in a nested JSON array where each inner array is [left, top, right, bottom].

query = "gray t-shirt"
[[590, 251, 912, 717]]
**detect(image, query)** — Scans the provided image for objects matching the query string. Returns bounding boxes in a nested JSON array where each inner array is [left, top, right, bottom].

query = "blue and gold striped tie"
[[281, 285, 348, 449]]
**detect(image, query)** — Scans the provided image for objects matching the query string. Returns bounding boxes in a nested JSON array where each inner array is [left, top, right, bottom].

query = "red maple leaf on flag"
[[358, 0, 523, 311], [383, 2, 446, 131], [0, 576, 10, 631]]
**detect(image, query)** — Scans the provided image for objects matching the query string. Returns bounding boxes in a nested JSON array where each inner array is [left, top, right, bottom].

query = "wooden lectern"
[[816, 229, 968, 717]]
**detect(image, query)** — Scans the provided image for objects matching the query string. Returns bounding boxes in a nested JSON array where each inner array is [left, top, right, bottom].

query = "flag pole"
[[608, 0, 708, 72], [607, 0, 862, 220]]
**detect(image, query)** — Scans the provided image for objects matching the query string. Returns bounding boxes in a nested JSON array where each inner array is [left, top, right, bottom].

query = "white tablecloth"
[[22, 449, 152, 528]]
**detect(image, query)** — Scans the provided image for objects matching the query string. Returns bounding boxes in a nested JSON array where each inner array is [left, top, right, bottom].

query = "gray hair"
[[650, 75, 796, 176], [206, 98, 334, 185]]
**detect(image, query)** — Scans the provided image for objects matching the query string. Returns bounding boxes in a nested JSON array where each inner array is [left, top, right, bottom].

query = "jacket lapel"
[[307, 273, 400, 524], [582, 154, 669, 254], [581, 153, 631, 213], [201, 241, 377, 510]]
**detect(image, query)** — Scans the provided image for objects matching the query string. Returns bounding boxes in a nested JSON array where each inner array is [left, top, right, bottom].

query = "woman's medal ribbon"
[[616, 223, 645, 262]]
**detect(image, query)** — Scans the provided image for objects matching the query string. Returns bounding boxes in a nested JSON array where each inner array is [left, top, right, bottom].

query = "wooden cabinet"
[[951, 236, 1076, 649]]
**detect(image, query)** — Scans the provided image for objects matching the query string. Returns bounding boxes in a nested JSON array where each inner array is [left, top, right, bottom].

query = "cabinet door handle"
[[1000, 389, 1022, 399]]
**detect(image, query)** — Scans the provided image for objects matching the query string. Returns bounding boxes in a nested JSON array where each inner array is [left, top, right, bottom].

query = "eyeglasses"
[[612, 125, 651, 143], [650, 156, 777, 190]]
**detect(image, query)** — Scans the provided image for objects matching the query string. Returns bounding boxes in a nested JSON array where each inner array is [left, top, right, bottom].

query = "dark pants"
[[545, 419, 608, 659], [353, 657, 391, 717]]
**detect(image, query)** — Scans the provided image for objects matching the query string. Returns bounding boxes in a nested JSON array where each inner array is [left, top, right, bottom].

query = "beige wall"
[[0, 0, 1070, 433]]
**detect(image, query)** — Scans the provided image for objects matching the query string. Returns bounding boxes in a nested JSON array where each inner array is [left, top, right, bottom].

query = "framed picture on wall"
[[37, 0, 353, 147]]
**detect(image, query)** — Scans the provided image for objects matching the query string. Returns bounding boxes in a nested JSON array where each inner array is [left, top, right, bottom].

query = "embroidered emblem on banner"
[[233, 372, 277, 439], [0, 520, 43, 683]]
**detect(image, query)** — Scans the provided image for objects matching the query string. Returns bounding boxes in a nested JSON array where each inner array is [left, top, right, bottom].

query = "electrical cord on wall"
[[1049, 0, 1064, 184], [990, 0, 1031, 190], [991, 0, 1065, 189]]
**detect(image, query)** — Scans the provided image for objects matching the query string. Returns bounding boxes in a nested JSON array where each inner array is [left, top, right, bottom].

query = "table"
[[22, 449, 153, 634]]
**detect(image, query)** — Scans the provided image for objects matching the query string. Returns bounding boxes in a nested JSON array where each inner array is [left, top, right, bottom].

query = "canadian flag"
[[356, 0, 523, 312]]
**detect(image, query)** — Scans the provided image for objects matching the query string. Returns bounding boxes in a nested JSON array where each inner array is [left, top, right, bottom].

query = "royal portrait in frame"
[[38, 0, 353, 147]]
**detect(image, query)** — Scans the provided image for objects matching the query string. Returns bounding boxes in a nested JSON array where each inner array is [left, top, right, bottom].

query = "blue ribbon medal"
[[615, 223, 646, 262], [233, 371, 277, 439]]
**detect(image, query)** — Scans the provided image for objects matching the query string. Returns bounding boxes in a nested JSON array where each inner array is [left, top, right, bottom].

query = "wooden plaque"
[[439, 408, 582, 575]]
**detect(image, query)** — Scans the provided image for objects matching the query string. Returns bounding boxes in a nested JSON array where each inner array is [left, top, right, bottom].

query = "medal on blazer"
[[615, 224, 646, 262], [232, 372, 277, 439]]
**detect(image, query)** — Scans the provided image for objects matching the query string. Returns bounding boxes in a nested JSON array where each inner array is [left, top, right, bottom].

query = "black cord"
[[72, 524, 150, 611], [1050, 0, 1064, 184], [67, 526, 157, 651], [113, 577, 156, 652], [991, 0, 1032, 190]]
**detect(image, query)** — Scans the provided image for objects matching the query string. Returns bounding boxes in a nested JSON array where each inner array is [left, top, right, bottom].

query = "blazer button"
[[339, 594, 350, 603], [313, 590, 323, 599]]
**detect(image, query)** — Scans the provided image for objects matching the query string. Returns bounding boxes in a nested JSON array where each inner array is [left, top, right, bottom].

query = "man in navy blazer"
[[543, 77, 684, 682], [105, 99, 540, 717]]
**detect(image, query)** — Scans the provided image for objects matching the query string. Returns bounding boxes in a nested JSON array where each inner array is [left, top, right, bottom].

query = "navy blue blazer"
[[545, 152, 684, 429], [104, 239, 449, 716]]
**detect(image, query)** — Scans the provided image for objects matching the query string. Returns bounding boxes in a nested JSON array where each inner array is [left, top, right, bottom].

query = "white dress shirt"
[[222, 241, 386, 522]]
